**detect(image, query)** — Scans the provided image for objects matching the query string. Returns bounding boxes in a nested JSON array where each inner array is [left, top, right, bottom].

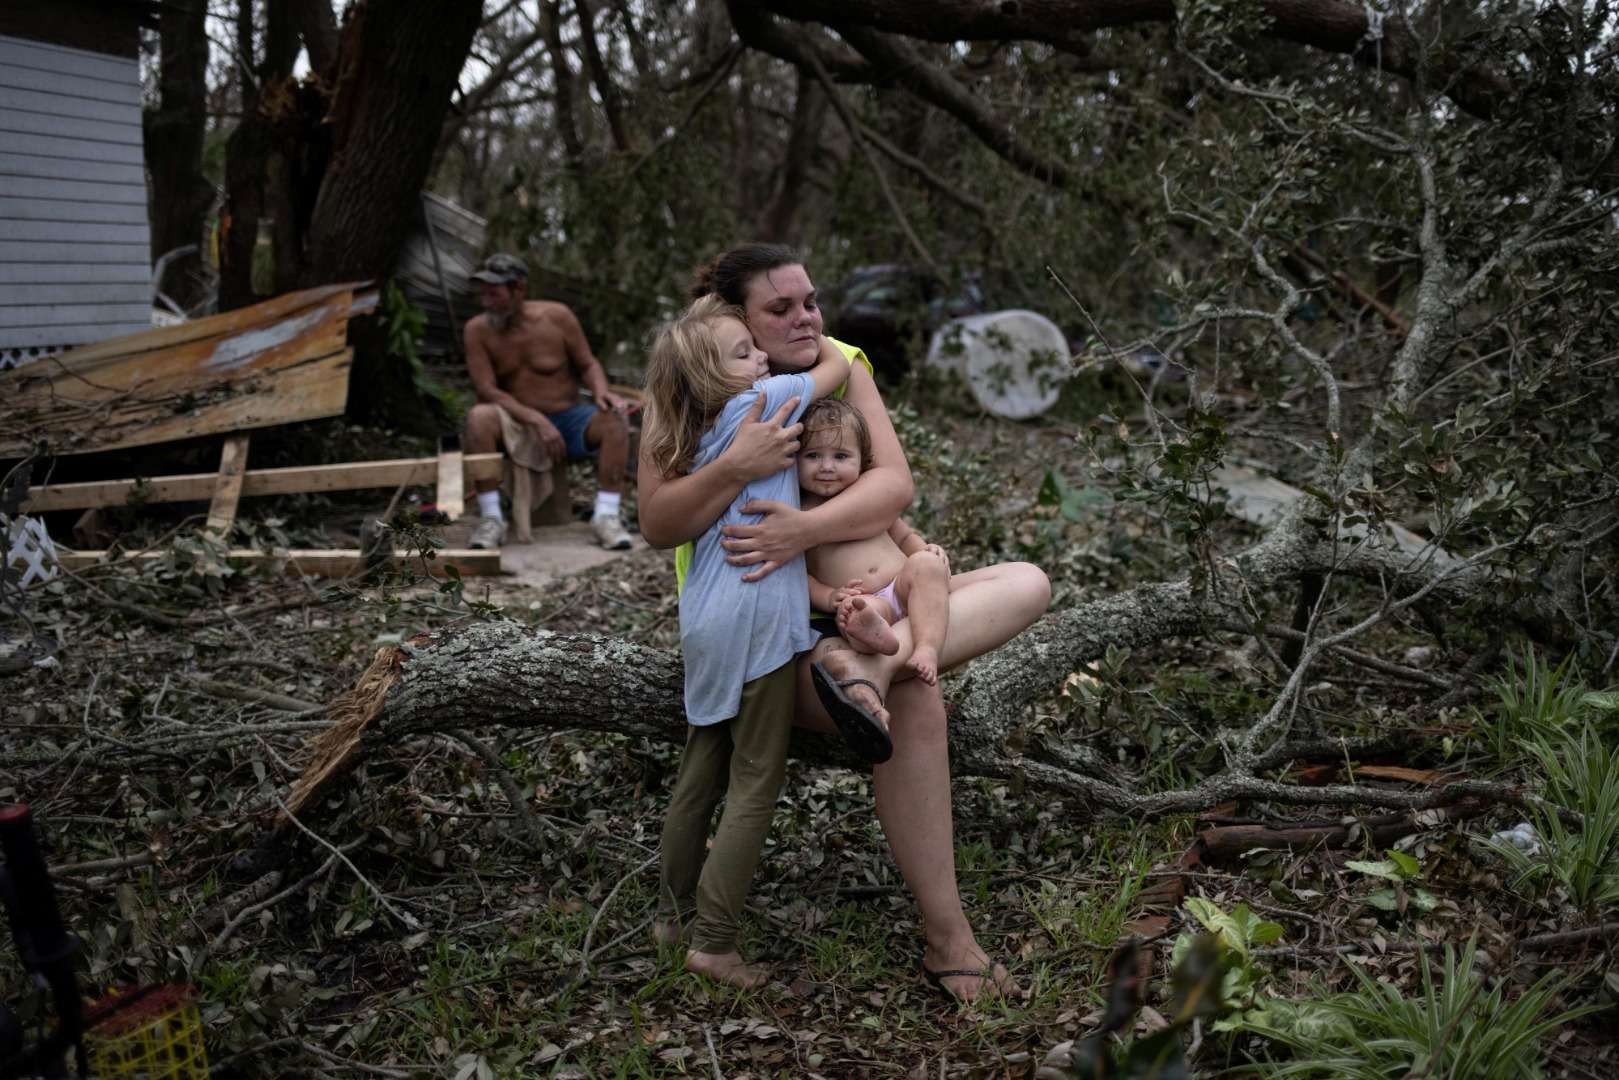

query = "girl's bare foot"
[[908, 645, 940, 685], [836, 596, 900, 656], [685, 948, 769, 989]]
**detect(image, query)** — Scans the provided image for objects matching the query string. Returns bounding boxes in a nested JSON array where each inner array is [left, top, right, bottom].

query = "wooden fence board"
[[22, 454, 505, 513], [205, 434, 251, 534], [56, 548, 503, 578], [0, 284, 370, 457]]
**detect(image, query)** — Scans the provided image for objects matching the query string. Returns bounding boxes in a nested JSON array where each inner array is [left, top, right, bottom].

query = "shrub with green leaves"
[[1488, 727, 1619, 916], [1244, 940, 1594, 1079], [1472, 647, 1588, 765]]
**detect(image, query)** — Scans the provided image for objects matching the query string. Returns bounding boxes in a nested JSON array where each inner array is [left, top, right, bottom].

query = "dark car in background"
[[823, 264, 987, 376]]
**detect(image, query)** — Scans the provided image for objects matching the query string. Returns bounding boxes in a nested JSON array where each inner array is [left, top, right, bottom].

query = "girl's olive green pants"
[[658, 660, 796, 954]]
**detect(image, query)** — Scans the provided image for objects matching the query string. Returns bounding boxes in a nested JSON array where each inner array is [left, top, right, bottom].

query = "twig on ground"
[[271, 793, 419, 930], [579, 852, 658, 979], [51, 851, 154, 877], [209, 852, 345, 955], [1519, 922, 1619, 951], [447, 729, 546, 845], [186, 675, 322, 714], [704, 1024, 724, 1080]]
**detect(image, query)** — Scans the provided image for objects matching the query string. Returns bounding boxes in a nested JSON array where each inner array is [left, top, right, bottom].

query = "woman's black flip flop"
[[810, 660, 893, 764], [920, 954, 1013, 1002]]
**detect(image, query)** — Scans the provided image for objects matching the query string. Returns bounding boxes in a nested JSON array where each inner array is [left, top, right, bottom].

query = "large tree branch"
[[280, 515, 1526, 826], [832, 23, 1075, 188], [723, 0, 874, 82], [758, 0, 1511, 118]]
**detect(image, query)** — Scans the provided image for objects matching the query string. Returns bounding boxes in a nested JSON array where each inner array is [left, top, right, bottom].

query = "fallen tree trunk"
[[282, 518, 1531, 825]]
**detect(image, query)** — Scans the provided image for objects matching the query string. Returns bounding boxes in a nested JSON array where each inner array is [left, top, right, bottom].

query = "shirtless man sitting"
[[463, 253, 633, 550]]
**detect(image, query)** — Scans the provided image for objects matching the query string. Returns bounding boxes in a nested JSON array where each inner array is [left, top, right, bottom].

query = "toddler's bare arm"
[[890, 518, 926, 556]]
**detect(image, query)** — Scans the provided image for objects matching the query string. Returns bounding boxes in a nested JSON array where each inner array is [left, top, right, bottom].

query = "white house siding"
[[0, 33, 151, 369]]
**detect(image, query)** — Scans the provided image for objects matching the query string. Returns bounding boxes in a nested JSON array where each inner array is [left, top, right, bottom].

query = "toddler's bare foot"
[[908, 646, 940, 686], [836, 596, 899, 656], [685, 948, 768, 989]]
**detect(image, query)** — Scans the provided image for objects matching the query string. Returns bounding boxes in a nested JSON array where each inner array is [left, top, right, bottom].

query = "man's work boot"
[[591, 511, 632, 550], [469, 516, 507, 550]]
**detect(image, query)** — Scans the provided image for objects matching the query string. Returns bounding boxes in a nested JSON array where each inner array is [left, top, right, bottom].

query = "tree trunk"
[[283, 517, 1521, 825], [291, 0, 340, 76], [216, 0, 480, 431], [762, 68, 827, 243], [576, 0, 632, 153], [542, 0, 585, 167], [144, 0, 214, 312], [296, 0, 483, 287]]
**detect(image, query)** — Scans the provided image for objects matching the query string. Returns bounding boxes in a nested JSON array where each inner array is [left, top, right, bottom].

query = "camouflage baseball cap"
[[471, 253, 529, 285]]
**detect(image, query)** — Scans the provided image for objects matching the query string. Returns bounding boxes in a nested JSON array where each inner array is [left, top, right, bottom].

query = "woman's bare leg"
[[793, 560, 1050, 1001]]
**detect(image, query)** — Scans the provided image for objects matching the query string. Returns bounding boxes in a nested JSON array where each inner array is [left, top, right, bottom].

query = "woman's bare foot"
[[908, 645, 940, 686], [652, 918, 686, 945], [686, 948, 769, 989], [836, 596, 900, 656]]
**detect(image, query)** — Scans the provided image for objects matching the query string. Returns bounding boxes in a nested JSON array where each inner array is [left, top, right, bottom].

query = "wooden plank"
[[22, 454, 506, 513], [0, 262, 151, 284], [0, 107, 142, 145], [3, 344, 351, 457], [0, 130, 145, 165], [435, 436, 465, 522], [205, 435, 251, 534], [0, 198, 149, 225], [37, 282, 360, 368], [0, 84, 142, 125], [0, 39, 138, 86], [0, 284, 372, 457], [0, 282, 151, 306], [0, 302, 152, 328], [0, 220, 150, 244], [56, 548, 503, 578], [0, 152, 144, 184]]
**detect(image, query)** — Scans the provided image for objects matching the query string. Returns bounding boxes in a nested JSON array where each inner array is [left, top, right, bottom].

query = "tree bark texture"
[[763, 69, 829, 242], [296, 0, 483, 288], [220, 0, 486, 307], [286, 517, 1517, 822], [542, 0, 585, 167], [575, 0, 632, 153], [144, 0, 214, 311]]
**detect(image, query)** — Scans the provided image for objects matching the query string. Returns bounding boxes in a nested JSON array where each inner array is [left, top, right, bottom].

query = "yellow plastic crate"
[[85, 985, 208, 1080]]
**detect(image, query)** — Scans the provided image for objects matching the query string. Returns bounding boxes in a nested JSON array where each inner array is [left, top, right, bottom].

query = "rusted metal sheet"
[[0, 283, 375, 458]]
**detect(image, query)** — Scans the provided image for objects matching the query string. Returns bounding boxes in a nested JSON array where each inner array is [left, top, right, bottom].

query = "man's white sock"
[[477, 490, 504, 521], [594, 491, 621, 518]]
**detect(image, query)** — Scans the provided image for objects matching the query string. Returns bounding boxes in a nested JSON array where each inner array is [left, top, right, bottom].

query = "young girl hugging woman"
[[641, 295, 851, 989]]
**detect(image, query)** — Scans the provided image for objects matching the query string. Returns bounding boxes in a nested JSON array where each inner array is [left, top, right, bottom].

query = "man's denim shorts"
[[545, 402, 600, 459]]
